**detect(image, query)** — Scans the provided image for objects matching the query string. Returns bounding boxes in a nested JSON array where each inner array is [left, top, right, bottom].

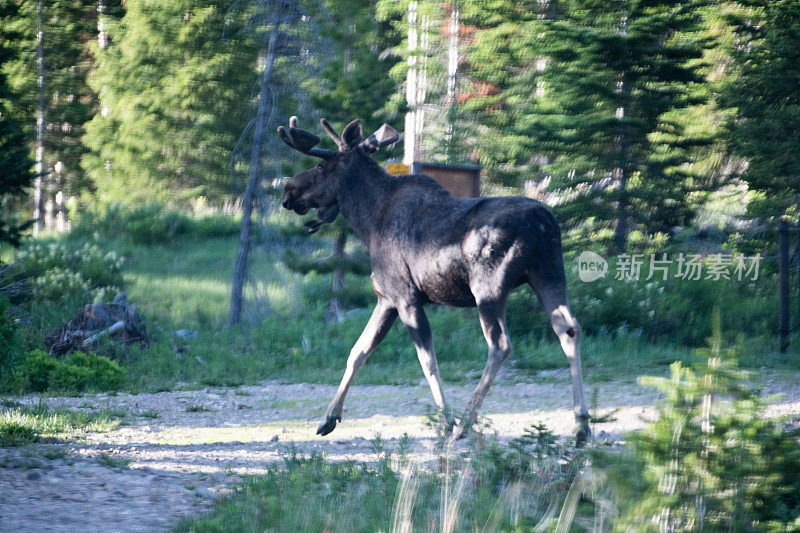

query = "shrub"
[[0, 296, 20, 378], [617, 312, 800, 530], [12, 350, 125, 393], [71, 202, 243, 244], [12, 350, 60, 392], [51, 351, 125, 391], [0, 416, 39, 446], [13, 242, 124, 303]]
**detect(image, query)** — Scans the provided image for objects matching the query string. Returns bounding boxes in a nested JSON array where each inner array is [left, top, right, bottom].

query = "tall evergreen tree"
[[284, 0, 403, 320], [463, 0, 711, 252], [723, 0, 800, 222], [82, 0, 256, 205], [0, 1, 35, 247], [4, 0, 106, 229]]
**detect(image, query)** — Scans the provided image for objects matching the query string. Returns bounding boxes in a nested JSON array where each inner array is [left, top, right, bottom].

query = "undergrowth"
[[0, 401, 125, 446]]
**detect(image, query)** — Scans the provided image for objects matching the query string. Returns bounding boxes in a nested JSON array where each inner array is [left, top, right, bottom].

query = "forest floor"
[[1, 368, 799, 532]]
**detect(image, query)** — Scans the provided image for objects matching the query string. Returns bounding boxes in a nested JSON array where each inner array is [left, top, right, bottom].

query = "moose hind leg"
[[453, 300, 511, 441], [529, 275, 590, 444], [318, 299, 398, 436]]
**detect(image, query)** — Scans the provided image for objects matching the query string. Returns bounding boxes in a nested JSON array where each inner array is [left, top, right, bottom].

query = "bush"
[[13, 242, 124, 303], [71, 202, 243, 244], [12, 350, 59, 392], [12, 350, 125, 394], [0, 296, 20, 380], [616, 313, 800, 530]]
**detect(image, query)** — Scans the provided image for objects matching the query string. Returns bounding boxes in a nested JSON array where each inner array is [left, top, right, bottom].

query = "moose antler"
[[277, 116, 336, 159], [320, 118, 345, 151], [359, 124, 401, 153]]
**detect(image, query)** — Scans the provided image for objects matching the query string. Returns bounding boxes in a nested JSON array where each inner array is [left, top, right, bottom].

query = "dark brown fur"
[[280, 118, 590, 444]]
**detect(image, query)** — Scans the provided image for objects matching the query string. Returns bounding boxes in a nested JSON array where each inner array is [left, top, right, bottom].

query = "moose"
[[278, 117, 590, 444]]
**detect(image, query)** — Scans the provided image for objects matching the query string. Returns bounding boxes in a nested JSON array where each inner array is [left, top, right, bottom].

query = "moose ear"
[[341, 119, 364, 149]]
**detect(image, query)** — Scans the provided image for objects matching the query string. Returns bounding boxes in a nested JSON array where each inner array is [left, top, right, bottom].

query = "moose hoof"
[[316, 415, 340, 436]]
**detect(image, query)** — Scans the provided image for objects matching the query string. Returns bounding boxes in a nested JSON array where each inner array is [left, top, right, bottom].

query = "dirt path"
[[2, 369, 799, 532]]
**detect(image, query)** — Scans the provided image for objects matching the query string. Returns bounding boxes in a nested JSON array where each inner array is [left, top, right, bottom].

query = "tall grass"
[[174, 425, 600, 532]]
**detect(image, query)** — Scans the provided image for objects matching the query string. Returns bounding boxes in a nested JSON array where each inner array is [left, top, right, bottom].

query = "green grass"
[[174, 427, 599, 533], [6, 215, 799, 394], [97, 453, 131, 468], [0, 402, 125, 446]]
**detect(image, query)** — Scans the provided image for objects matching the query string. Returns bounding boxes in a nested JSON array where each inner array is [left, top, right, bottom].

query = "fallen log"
[[45, 292, 148, 356]]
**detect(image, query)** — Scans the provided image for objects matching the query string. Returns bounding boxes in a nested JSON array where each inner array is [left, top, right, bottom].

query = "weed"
[[97, 453, 130, 468], [139, 410, 159, 419], [186, 405, 213, 413], [0, 403, 121, 446]]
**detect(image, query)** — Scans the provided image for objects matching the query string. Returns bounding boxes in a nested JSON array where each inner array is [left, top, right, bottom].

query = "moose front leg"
[[317, 299, 398, 436], [396, 302, 451, 430]]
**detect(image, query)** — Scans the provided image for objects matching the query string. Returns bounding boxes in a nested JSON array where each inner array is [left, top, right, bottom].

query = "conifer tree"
[[723, 0, 800, 222], [4, 0, 107, 229], [282, 0, 402, 321], [0, 2, 35, 246], [619, 312, 800, 529], [82, 0, 256, 205], [282, 218, 372, 321], [463, 0, 711, 252]]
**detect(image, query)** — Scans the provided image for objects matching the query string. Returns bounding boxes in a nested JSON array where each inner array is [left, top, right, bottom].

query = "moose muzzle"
[[281, 185, 308, 214]]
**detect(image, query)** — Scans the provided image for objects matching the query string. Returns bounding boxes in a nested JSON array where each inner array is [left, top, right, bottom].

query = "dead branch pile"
[[45, 292, 148, 356]]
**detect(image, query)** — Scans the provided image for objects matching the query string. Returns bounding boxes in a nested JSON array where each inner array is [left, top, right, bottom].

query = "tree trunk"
[[613, 18, 630, 254], [34, 0, 45, 235], [228, 1, 282, 325], [332, 229, 347, 295], [325, 229, 347, 324]]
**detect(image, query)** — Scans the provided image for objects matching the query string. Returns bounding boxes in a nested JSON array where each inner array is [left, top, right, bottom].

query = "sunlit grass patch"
[[0, 402, 125, 446], [174, 425, 597, 533]]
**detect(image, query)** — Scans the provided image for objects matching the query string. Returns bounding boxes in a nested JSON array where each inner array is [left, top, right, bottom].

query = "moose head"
[[278, 117, 400, 233]]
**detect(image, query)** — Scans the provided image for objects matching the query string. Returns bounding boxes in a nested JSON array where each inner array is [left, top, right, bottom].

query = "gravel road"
[[1, 368, 799, 532]]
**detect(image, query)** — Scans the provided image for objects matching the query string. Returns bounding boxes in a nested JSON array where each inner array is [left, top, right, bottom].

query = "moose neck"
[[336, 152, 392, 245]]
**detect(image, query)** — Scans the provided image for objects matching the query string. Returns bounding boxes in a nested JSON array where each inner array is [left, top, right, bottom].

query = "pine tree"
[[0, 1, 35, 247], [82, 0, 256, 205], [462, 0, 711, 252], [619, 312, 800, 530], [723, 0, 800, 222], [283, 218, 372, 321], [3, 0, 106, 230], [282, 0, 403, 321]]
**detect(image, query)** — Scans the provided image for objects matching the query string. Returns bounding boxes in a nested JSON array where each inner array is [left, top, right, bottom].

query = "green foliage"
[[282, 217, 373, 310], [175, 426, 590, 532], [618, 312, 800, 530], [12, 241, 123, 303], [564, 257, 775, 346], [0, 1, 35, 246], [311, 0, 405, 151], [1, 0, 102, 202], [462, 0, 712, 252], [0, 296, 21, 380], [70, 203, 242, 244], [0, 402, 123, 447], [723, 0, 800, 222], [81, 0, 256, 205], [11, 350, 125, 394]]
